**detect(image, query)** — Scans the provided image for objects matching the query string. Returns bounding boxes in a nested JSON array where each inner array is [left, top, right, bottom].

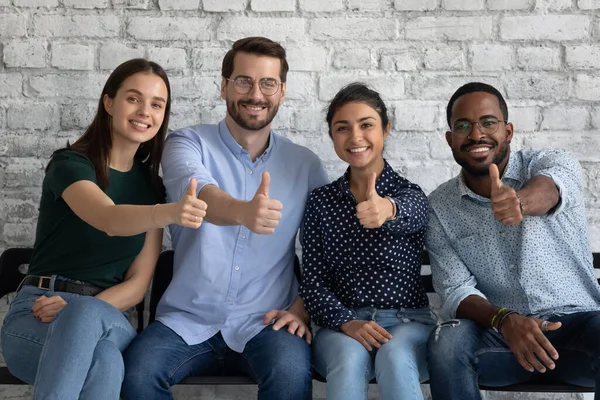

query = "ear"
[[383, 120, 391, 139], [278, 82, 286, 104], [103, 94, 113, 116], [220, 77, 227, 100], [445, 130, 453, 147], [505, 122, 514, 143]]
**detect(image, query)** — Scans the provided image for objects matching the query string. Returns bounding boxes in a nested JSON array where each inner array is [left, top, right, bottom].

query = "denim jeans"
[[313, 307, 435, 400], [121, 320, 312, 400], [427, 312, 600, 400], [1, 282, 137, 400]]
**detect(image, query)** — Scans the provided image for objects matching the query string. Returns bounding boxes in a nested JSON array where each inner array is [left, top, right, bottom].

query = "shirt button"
[[248, 170, 253, 175], [227, 297, 233, 302], [234, 266, 240, 271], [241, 234, 246, 239]]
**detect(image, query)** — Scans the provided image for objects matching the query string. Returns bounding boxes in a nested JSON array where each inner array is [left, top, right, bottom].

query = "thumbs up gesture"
[[489, 164, 523, 226], [173, 178, 207, 228], [242, 171, 283, 234], [356, 172, 394, 229]]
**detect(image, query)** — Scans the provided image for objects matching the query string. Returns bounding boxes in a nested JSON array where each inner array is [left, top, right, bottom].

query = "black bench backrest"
[[0, 248, 33, 299]]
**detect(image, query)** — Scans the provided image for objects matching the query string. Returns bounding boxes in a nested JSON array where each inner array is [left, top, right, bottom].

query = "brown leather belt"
[[21, 276, 103, 296]]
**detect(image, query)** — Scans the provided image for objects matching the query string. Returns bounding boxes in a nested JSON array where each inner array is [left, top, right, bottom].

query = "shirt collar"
[[334, 160, 395, 200], [217, 119, 275, 162], [458, 151, 523, 199]]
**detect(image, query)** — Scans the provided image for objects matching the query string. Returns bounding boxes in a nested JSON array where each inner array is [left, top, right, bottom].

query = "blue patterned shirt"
[[300, 161, 430, 330], [427, 149, 600, 320]]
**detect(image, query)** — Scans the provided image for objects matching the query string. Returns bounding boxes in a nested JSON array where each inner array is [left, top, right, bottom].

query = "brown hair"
[[222, 37, 289, 83], [49, 58, 171, 189]]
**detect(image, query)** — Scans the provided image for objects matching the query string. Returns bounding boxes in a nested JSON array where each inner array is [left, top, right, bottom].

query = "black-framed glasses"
[[226, 76, 283, 96], [451, 116, 508, 138]]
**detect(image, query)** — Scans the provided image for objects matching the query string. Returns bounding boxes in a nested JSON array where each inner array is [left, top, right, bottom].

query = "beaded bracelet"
[[490, 307, 509, 329]]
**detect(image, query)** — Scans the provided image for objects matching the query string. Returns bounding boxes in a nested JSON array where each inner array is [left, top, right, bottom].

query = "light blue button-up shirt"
[[427, 149, 600, 320], [158, 120, 329, 352]]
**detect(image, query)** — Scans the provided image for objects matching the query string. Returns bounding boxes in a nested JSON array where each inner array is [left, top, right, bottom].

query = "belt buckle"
[[37, 276, 51, 290]]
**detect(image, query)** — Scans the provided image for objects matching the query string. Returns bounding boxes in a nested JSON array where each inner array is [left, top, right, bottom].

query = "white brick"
[[99, 43, 144, 70], [471, 44, 514, 71], [199, 104, 227, 125], [170, 76, 220, 101], [523, 133, 600, 162], [192, 48, 226, 71], [251, 0, 294, 11], [217, 17, 304, 41], [4, 40, 46, 68], [0, 198, 38, 222], [14, 0, 58, 6], [169, 103, 202, 130], [62, 0, 108, 8], [285, 72, 316, 101], [541, 106, 589, 131], [34, 15, 120, 38], [8, 104, 56, 130], [1, 222, 36, 244], [287, 46, 327, 72], [500, 15, 590, 41], [61, 102, 97, 129], [592, 107, 600, 129], [442, 0, 484, 10], [29, 74, 105, 99], [333, 48, 371, 70], [113, 0, 148, 8], [566, 46, 600, 70], [535, 0, 573, 11], [487, 0, 531, 9], [424, 45, 465, 70], [0, 14, 28, 37], [311, 18, 397, 41], [293, 105, 328, 133], [0, 157, 45, 188], [509, 106, 538, 132], [300, 0, 343, 11], [380, 47, 421, 71], [579, 0, 600, 9], [394, 0, 438, 10], [128, 17, 211, 41], [517, 47, 561, 71], [406, 17, 493, 40], [158, 0, 199, 10], [51, 44, 94, 70], [393, 101, 439, 131], [347, 0, 389, 12], [0, 74, 22, 97], [0, 0, 10, 5], [319, 75, 405, 101], [505, 73, 569, 100], [411, 74, 501, 100], [575, 74, 600, 101], [148, 47, 188, 70], [0, 132, 39, 157], [0, 108, 5, 128], [203, 0, 246, 11]]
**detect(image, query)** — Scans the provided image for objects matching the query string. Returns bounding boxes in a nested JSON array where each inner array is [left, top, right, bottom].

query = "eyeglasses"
[[225, 76, 283, 96], [451, 116, 508, 138]]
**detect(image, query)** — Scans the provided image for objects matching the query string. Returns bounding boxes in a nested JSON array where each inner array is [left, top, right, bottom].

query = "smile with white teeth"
[[469, 147, 490, 153], [244, 105, 265, 111], [349, 147, 368, 153], [130, 121, 149, 128]]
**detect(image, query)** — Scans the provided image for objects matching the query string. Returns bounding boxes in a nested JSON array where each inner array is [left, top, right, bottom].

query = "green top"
[[28, 150, 164, 289]]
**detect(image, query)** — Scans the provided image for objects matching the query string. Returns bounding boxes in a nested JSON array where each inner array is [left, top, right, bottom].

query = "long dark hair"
[[49, 58, 171, 189]]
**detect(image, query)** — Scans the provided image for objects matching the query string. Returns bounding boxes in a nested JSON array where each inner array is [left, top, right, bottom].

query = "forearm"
[[98, 203, 176, 237], [456, 295, 500, 328], [288, 296, 309, 325], [199, 184, 246, 226], [517, 175, 560, 216], [95, 278, 148, 312]]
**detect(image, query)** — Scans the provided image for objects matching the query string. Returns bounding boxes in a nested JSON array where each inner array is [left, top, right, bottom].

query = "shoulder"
[[166, 124, 217, 144], [307, 180, 339, 207], [47, 150, 95, 173], [273, 134, 322, 165], [428, 177, 459, 208]]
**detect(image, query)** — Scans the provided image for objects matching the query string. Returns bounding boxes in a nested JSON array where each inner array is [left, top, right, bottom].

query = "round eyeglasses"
[[226, 76, 283, 96], [451, 117, 508, 138]]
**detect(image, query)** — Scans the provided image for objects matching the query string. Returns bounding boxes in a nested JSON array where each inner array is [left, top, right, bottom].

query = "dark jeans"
[[427, 311, 600, 400], [121, 321, 312, 400]]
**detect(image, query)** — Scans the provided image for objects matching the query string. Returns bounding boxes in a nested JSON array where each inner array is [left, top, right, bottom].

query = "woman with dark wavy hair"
[[0, 58, 207, 399]]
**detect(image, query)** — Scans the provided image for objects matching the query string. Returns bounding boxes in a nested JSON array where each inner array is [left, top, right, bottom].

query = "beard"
[[453, 137, 510, 177], [226, 99, 279, 131]]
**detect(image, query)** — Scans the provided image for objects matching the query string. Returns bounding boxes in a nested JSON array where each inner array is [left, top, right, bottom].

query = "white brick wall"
[[1, 1, 599, 399]]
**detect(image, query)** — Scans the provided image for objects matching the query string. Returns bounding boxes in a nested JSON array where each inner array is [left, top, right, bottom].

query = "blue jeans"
[[427, 312, 600, 400], [1, 283, 137, 400], [314, 307, 435, 400], [121, 320, 312, 400]]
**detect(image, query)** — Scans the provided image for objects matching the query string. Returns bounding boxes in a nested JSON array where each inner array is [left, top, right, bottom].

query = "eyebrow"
[[126, 89, 166, 103], [333, 116, 376, 126], [453, 114, 499, 123]]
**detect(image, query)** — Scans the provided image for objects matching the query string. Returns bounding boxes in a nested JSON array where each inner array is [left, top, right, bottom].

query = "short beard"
[[453, 138, 510, 177], [226, 99, 279, 131]]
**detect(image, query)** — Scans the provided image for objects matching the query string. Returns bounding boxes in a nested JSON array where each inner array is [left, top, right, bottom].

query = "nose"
[[467, 122, 485, 141], [247, 81, 264, 101], [137, 102, 150, 117]]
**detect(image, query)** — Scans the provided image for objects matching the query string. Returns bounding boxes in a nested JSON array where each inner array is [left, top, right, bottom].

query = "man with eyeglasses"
[[425, 82, 600, 399], [121, 37, 329, 400]]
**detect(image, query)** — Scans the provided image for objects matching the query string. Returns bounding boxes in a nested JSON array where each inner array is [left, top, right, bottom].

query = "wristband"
[[490, 307, 508, 329], [497, 310, 519, 336], [385, 196, 397, 221], [516, 193, 525, 216]]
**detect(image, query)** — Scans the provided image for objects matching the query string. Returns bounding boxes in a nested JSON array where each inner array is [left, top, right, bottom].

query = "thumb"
[[263, 309, 280, 325], [489, 164, 503, 192], [546, 321, 562, 331], [366, 172, 377, 200], [185, 178, 197, 197], [256, 171, 270, 198]]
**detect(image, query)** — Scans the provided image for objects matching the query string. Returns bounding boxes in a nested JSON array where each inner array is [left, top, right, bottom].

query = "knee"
[[427, 320, 478, 366], [94, 340, 125, 380], [319, 344, 370, 378], [56, 296, 119, 327]]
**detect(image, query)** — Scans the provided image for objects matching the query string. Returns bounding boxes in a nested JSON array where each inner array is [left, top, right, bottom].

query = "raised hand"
[[501, 313, 561, 373], [356, 172, 394, 229], [340, 320, 393, 351], [241, 171, 283, 234], [31, 295, 68, 323], [489, 164, 522, 226], [171, 178, 207, 228]]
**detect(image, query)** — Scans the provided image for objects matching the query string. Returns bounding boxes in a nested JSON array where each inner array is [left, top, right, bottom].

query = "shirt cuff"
[[445, 287, 488, 320]]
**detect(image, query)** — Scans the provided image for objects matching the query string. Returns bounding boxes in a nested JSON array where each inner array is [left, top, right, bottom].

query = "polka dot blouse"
[[300, 160, 430, 330]]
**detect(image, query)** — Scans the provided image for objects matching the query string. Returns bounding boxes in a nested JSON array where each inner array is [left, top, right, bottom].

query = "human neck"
[[225, 114, 271, 162]]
